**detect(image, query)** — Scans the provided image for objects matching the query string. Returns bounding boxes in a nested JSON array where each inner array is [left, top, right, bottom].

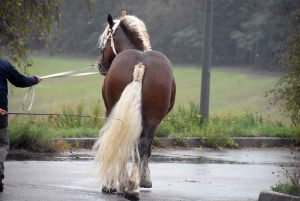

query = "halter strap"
[[107, 20, 120, 56]]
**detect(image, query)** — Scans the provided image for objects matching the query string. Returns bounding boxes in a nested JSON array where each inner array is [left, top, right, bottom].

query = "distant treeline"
[[29, 0, 300, 71]]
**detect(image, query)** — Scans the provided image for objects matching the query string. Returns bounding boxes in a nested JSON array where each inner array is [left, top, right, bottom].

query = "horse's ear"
[[107, 14, 114, 29]]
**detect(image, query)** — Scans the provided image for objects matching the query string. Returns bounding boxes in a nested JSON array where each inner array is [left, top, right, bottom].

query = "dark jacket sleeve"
[[5, 61, 39, 88]]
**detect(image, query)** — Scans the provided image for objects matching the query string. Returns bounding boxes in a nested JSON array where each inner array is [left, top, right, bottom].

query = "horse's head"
[[97, 13, 152, 76], [97, 14, 119, 75]]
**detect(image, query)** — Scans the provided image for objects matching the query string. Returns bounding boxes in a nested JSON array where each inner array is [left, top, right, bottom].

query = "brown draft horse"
[[93, 12, 176, 200]]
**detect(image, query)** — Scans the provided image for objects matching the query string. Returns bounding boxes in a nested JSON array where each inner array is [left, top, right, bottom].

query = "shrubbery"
[[9, 100, 104, 151], [271, 152, 300, 196], [157, 102, 299, 147], [8, 101, 300, 151]]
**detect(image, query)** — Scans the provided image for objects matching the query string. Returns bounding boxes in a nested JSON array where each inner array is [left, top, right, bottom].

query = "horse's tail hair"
[[93, 62, 145, 188]]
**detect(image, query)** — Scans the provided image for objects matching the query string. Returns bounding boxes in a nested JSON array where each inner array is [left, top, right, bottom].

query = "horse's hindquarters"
[[104, 49, 175, 123]]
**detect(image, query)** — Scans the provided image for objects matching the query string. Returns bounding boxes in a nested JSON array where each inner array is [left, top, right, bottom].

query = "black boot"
[[0, 175, 4, 192]]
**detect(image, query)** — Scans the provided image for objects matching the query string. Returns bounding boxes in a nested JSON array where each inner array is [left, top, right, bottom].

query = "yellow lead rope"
[[22, 65, 99, 112]]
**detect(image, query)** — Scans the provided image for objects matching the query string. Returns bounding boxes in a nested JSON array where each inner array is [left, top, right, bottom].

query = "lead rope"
[[22, 65, 98, 111]]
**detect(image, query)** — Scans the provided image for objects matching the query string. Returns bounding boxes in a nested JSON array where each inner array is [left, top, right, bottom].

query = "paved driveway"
[[0, 148, 297, 201]]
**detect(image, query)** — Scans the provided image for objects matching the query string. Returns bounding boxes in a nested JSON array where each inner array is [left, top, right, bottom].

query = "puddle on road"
[[150, 154, 249, 165], [7, 152, 94, 161], [7, 152, 248, 164], [8, 151, 291, 166]]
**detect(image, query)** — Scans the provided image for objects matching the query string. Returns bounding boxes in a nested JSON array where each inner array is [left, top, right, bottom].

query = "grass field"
[[8, 55, 286, 124]]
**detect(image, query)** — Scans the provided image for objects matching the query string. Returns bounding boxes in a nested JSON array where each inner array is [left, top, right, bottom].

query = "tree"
[[0, 0, 92, 73], [172, 27, 203, 63], [266, 7, 300, 126], [212, 0, 254, 65], [229, 0, 300, 70], [230, 12, 268, 68]]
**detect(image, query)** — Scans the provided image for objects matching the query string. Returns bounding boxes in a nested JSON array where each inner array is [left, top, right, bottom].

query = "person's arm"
[[5, 61, 41, 87]]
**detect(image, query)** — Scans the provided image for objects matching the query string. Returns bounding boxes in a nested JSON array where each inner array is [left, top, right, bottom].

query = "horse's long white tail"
[[93, 62, 145, 188]]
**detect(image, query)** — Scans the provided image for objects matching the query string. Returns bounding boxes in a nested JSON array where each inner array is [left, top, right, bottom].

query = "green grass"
[[271, 182, 300, 196], [7, 55, 297, 150], [8, 55, 105, 114], [9, 100, 299, 150], [173, 66, 284, 123], [8, 99, 104, 151], [271, 153, 300, 196], [8, 55, 283, 124], [156, 102, 299, 147]]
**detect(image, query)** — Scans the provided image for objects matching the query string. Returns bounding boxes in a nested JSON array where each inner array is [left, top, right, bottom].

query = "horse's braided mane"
[[96, 15, 151, 52], [120, 15, 152, 51]]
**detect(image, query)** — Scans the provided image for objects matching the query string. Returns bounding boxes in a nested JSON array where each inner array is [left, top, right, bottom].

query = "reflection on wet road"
[[3, 149, 298, 201], [7, 149, 296, 166]]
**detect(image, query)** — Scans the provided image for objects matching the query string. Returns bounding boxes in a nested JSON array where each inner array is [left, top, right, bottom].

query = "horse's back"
[[103, 49, 176, 123]]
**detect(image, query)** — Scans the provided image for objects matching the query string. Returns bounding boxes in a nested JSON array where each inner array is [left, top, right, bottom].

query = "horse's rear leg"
[[139, 123, 157, 188], [139, 146, 152, 188], [117, 163, 128, 195], [124, 163, 140, 200]]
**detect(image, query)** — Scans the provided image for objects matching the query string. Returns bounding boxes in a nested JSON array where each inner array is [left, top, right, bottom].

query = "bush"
[[265, 8, 300, 127], [157, 121, 173, 137], [8, 100, 299, 151], [271, 152, 300, 196], [9, 117, 55, 152], [173, 137, 187, 147], [8, 100, 105, 151], [271, 182, 300, 196], [48, 100, 105, 129]]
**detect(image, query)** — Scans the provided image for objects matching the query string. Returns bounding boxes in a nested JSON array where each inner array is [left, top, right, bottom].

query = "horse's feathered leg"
[[117, 162, 128, 195], [101, 183, 117, 193], [124, 163, 140, 199], [139, 155, 151, 188]]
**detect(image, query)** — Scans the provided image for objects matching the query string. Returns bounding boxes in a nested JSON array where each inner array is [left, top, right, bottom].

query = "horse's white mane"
[[97, 25, 110, 50], [96, 15, 151, 51], [122, 15, 151, 51]]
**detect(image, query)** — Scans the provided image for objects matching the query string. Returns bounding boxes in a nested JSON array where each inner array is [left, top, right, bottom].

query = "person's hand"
[[0, 108, 8, 116], [36, 76, 42, 83]]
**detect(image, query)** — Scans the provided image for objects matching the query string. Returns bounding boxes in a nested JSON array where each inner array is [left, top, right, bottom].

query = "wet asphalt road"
[[0, 148, 298, 201]]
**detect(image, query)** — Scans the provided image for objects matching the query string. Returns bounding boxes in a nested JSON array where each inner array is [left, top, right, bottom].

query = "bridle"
[[98, 21, 120, 73]]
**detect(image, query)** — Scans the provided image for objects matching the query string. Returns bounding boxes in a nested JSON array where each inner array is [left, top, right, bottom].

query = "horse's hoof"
[[140, 181, 152, 188], [124, 193, 140, 201], [124, 187, 139, 200], [101, 186, 116, 194], [117, 191, 124, 196], [117, 187, 125, 195], [140, 184, 152, 188]]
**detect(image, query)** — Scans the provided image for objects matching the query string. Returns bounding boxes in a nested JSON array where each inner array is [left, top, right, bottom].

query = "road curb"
[[53, 137, 297, 148], [258, 190, 300, 201]]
